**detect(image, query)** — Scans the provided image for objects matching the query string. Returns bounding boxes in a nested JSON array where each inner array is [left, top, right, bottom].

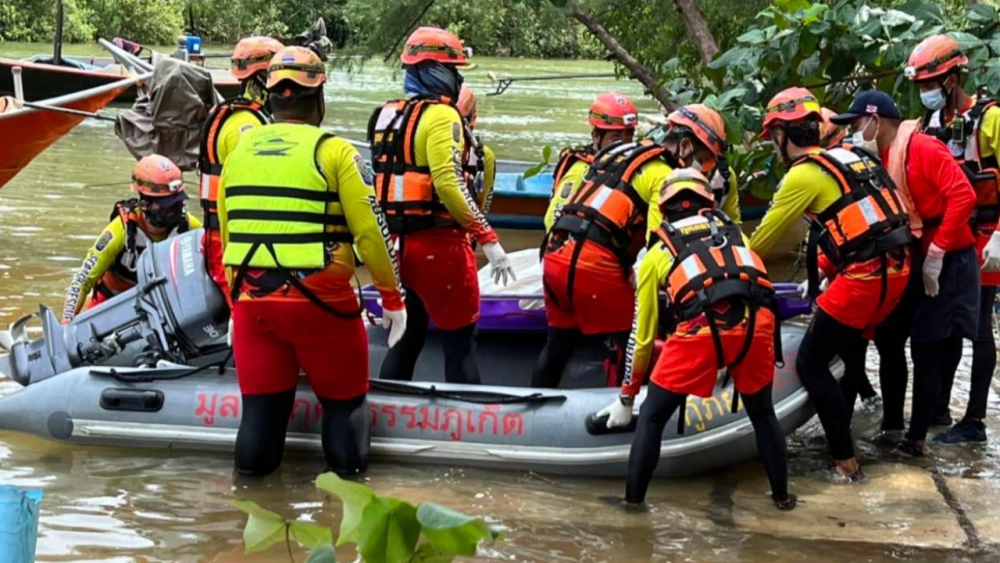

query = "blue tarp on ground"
[[0, 486, 42, 563]]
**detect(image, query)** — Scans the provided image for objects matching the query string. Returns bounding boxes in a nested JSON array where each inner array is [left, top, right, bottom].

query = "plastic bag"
[[0, 486, 42, 563]]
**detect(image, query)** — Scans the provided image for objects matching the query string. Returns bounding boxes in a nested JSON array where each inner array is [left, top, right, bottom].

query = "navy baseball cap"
[[830, 90, 902, 124]]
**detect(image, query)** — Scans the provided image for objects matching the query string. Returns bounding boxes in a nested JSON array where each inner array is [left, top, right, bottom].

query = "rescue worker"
[[198, 36, 285, 302], [532, 99, 679, 390], [661, 104, 741, 223], [62, 155, 201, 323], [902, 35, 995, 445], [542, 92, 638, 232], [597, 169, 792, 510], [370, 27, 515, 385], [457, 85, 496, 215], [219, 47, 406, 477], [751, 88, 912, 480]]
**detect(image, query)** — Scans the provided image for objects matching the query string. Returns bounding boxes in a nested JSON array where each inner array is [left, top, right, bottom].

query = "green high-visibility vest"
[[221, 122, 354, 271]]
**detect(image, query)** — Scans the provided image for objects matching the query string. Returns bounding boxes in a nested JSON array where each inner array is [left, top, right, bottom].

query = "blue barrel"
[[0, 487, 42, 563], [185, 35, 203, 55]]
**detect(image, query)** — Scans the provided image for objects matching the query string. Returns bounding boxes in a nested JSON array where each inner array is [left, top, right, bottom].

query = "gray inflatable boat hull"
[[0, 323, 826, 477]]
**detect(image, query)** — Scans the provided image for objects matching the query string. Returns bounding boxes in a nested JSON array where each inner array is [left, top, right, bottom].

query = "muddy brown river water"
[[1, 46, 999, 562]]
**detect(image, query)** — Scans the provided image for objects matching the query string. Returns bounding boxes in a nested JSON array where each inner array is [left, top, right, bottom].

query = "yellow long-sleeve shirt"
[[415, 104, 498, 245], [219, 128, 404, 310], [544, 159, 590, 232], [216, 109, 267, 166], [478, 144, 496, 214]]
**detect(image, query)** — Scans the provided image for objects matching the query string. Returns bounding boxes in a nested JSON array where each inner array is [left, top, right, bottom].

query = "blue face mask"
[[921, 88, 947, 111], [403, 62, 463, 100]]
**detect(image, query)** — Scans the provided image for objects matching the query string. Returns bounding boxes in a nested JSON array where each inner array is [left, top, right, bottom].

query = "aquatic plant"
[[232, 472, 503, 563]]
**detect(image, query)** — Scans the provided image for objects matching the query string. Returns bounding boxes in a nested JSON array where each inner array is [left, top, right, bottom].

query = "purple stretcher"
[[361, 283, 811, 334]]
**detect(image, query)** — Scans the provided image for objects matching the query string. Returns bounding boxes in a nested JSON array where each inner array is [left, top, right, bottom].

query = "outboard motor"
[[3, 229, 228, 386]]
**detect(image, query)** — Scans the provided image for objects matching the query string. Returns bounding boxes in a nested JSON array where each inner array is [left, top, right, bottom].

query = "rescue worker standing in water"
[[371, 27, 515, 386], [542, 93, 638, 232], [904, 35, 1000, 445], [199, 36, 284, 301], [62, 155, 201, 323], [456, 86, 496, 215], [751, 88, 912, 480], [533, 95, 680, 389], [599, 169, 792, 509], [219, 47, 406, 477]]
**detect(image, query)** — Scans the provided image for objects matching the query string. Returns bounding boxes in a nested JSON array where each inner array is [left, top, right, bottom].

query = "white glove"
[[596, 396, 634, 429], [383, 307, 407, 348], [797, 272, 827, 299], [227, 318, 234, 348], [983, 231, 1000, 272], [923, 243, 945, 298], [482, 242, 517, 286]]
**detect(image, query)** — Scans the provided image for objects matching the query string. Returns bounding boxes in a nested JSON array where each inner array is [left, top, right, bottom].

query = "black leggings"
[[795, 308, 858, 461], [379, 289, 481, 385], [874, 281, 915, 432], [625, 382, 787, 504], [235, 390, 369, 477], [838, 336, 875, 422], [531, 328, 628, 388], [908, 336, 963, 442], [936, 285, 997, 421]]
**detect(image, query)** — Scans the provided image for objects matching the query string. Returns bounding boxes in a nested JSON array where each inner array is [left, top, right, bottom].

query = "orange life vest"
[[921, 98, 1000, 232], [368, 96, 474, 234], [797, 147, 912, 300], [551, 145, 595, 191], [651, 210, 781, 426], [198, 98, 269, 230]]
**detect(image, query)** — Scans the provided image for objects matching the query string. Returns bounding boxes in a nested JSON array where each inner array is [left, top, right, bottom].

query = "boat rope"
[[91, 349, 231, 383], [369, 379, 565, 405]]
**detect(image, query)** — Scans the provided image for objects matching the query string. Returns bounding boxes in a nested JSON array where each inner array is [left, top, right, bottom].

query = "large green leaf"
[[305, 545, 338, 563], [315, 473, 376, 546], [231, 500, 288, 554], [947, 32, 986, 54], [356, 498, 421, 563], [796, 51, 821, 77], [416, 503, 502, 557], [898, 0, 944, 24], [717, 87, 748, 110], [968, 3, 998, 24], [880, 9, 915, 30], [737, 29, 767, 45], [411, 543, 455, 563], [775, 0, 809, 14], [290, 521, 334, 550]]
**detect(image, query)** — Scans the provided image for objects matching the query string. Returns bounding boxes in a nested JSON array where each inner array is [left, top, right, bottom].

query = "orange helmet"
[[667, 104, 727, 156], [457, 85, 478, 124], [589, 92, 638, 130], [266, 46, 326, 90], [819, 107, 847, 149], [761, 87, 822, 139], [659, 168, 714, 211], [231, 36, 285, 80], [132, 155, 185, 200], [401, 27, 468, 66], [905, 35, 967, 82]]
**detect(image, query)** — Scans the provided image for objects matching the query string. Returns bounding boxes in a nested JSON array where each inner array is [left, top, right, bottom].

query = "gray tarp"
[[115, 57, 216, 171]]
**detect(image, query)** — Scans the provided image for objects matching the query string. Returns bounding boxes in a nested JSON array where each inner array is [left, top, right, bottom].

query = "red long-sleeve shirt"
[[882, 132, 975, 254]]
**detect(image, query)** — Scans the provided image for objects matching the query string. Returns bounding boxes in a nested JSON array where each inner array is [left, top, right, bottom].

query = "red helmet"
[[266, 46, 326, 90], [659, 168, 714, 211], [457, 85, 478, 124], [589, 92, 638, 130], [667, 104, 727, 156], [401, 27, 468, 66], [132, 155, 185, 200], [231, 36, 285, 80], [761, 87, 822, 139], [819, 107, 847, 149], [905, 35, 967, 82]]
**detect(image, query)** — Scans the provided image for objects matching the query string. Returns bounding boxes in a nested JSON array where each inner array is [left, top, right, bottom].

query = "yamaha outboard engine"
[[3, 229, 228, 386]]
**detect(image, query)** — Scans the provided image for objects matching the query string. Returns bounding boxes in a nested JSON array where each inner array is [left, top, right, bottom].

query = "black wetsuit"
[[530, 329, 628, 388], [626, 382, 788, 504], [935, 285, 997, 421]]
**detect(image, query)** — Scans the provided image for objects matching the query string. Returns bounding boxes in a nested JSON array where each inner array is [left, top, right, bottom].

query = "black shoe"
[[933, 419, 987, 444], [875, 429, 904, 447], [892, 438, 928, 458], [931, 412, 954, 427], [773, 493, 797, 511], [603, 495, 647, 514]]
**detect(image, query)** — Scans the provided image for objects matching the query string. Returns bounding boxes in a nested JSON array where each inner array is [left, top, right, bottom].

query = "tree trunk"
[[673, 0, 719, 65], [568, 8, 675, 110]]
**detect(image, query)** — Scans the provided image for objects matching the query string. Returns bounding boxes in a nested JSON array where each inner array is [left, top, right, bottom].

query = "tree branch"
[[567, 8, 675, 110], [673, 0, 719, 65]]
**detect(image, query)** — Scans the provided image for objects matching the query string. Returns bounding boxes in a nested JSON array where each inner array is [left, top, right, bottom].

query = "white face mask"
[[920, 88, 947, 111], [852, 117, 879, 152]]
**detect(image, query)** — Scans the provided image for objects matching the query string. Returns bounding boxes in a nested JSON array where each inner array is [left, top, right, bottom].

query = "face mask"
[[143, 203, 185, 230], [852, 118, 879, 152], [921, 88, 947, 111]]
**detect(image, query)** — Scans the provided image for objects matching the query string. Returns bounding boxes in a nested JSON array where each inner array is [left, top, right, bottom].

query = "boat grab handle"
[[369, 380, 565, 405]]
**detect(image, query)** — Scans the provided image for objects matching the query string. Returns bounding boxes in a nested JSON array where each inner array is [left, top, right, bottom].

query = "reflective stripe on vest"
[[368, 97, 476, 233], [198, 98, 269, 224], [221, 123, 353, 271]]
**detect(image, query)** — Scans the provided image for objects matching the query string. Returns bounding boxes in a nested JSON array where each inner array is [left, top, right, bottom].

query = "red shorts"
[[976, 230, 1000, 287], [202, 228, 232, 308], [650, 310, 775, 398], [399, 231, 479, 331], [232, 299, 368, 400], [817, 273, 908, 338], [542, 241, 634, 335]]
